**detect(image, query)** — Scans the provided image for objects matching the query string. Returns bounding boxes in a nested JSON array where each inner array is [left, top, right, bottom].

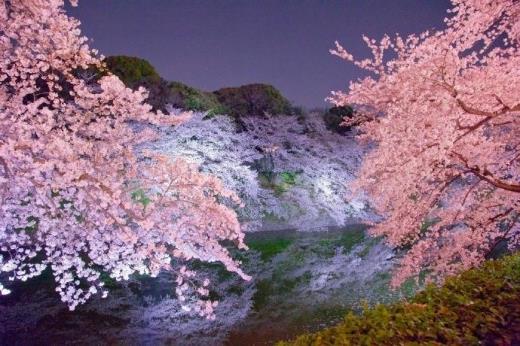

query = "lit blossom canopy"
[[331, 0, 520, 285], [0, 0, 249, 318]]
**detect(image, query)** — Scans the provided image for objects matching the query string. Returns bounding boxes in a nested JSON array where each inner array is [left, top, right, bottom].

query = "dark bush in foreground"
[[322, 105, 355, 134], [214, 83, 293, 117], [280, 253, 520, 345]]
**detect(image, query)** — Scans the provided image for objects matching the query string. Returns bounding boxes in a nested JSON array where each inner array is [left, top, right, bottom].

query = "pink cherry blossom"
[[332, 0, 520, 286], [0, 0, 249, 318]]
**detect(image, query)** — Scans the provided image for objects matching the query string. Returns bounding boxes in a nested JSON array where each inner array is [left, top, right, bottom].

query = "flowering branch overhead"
[[0, 0, 249, 318], [331, 0, 520, 285]]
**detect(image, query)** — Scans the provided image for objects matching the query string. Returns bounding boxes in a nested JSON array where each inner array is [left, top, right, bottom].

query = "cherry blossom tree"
[[147, 110, 371, 232], [331, 0, 520, 285], [241, 113, 369, 230], [0, 0, 250, 317], [141, 110, 265, 229]]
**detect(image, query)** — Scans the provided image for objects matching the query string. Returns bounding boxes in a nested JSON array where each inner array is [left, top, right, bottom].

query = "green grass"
[[248, 237, 293, 261]]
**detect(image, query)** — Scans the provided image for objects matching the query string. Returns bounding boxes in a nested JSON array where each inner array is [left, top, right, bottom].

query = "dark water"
[[0, 226, 407, 345]]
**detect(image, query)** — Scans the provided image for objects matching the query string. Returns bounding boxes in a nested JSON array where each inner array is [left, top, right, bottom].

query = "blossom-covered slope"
[[140, 109, 375, 232]]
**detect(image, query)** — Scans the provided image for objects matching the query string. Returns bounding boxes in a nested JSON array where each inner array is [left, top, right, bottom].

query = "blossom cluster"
[[331, 0, 520, 285], [146, 110, 370, 232], [0, 0, 249, 317]]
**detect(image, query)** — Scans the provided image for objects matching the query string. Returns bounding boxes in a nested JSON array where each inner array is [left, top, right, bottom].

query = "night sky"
[[68, 0, 451, 108]]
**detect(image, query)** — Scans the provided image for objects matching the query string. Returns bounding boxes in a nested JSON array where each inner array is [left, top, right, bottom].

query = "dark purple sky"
[[68, 0, 450, 108]]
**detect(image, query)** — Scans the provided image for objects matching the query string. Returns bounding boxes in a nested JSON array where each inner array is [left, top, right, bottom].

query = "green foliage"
[[408, 192, 420, 202], [419, 217, 441, 235], [262, 211, 286, 222], [252, 279, 274, 311], [214, 83, 293, 117], [291, 105, 306, 117], [168, 81, 225, 113], [313, 239, 340, 258], [291, 305, 351, 330], [204, 104, 230, 119], [258, 171, 299, 196], [272, 252, 305, 278], [400, 218, 442, 252], [184, 96, 204, 110], [15, 216, 39, 235], [207, 289, 221, 301], [279, 273, 312, 294], [258, 172, 281, 195], [99, 272, 121, 290], [104, 56, 298, 120], [227, 284, 245, 296], [280, 171, 298, 185], [131, 189, 151, 208], [322, 105, 355, 134], [248, 237, 293, 261], [104, 56, 161, 86], [279, 253, 520, 345]]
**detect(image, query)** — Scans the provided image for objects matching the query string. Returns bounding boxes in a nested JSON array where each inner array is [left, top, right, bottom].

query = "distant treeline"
[[103, 55, 356, 133]]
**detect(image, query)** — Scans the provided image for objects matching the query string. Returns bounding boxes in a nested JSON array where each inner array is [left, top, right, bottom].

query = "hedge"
[[280, 253, 520, 345]]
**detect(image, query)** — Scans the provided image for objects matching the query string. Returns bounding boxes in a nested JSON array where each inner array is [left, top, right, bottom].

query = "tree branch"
[[485, 212, 519, 259], [0, 156, 10, 178], [451, 152, 520, 193]]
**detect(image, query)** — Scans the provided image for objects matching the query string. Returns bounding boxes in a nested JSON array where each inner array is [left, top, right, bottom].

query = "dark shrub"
[[168, 81, 227, 114], [280, 253, 520, 345], [135, 77, 173, 112], [104, 56, 161, 86], [322, 105, 355, 134], [213, 83, 293, 117]]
